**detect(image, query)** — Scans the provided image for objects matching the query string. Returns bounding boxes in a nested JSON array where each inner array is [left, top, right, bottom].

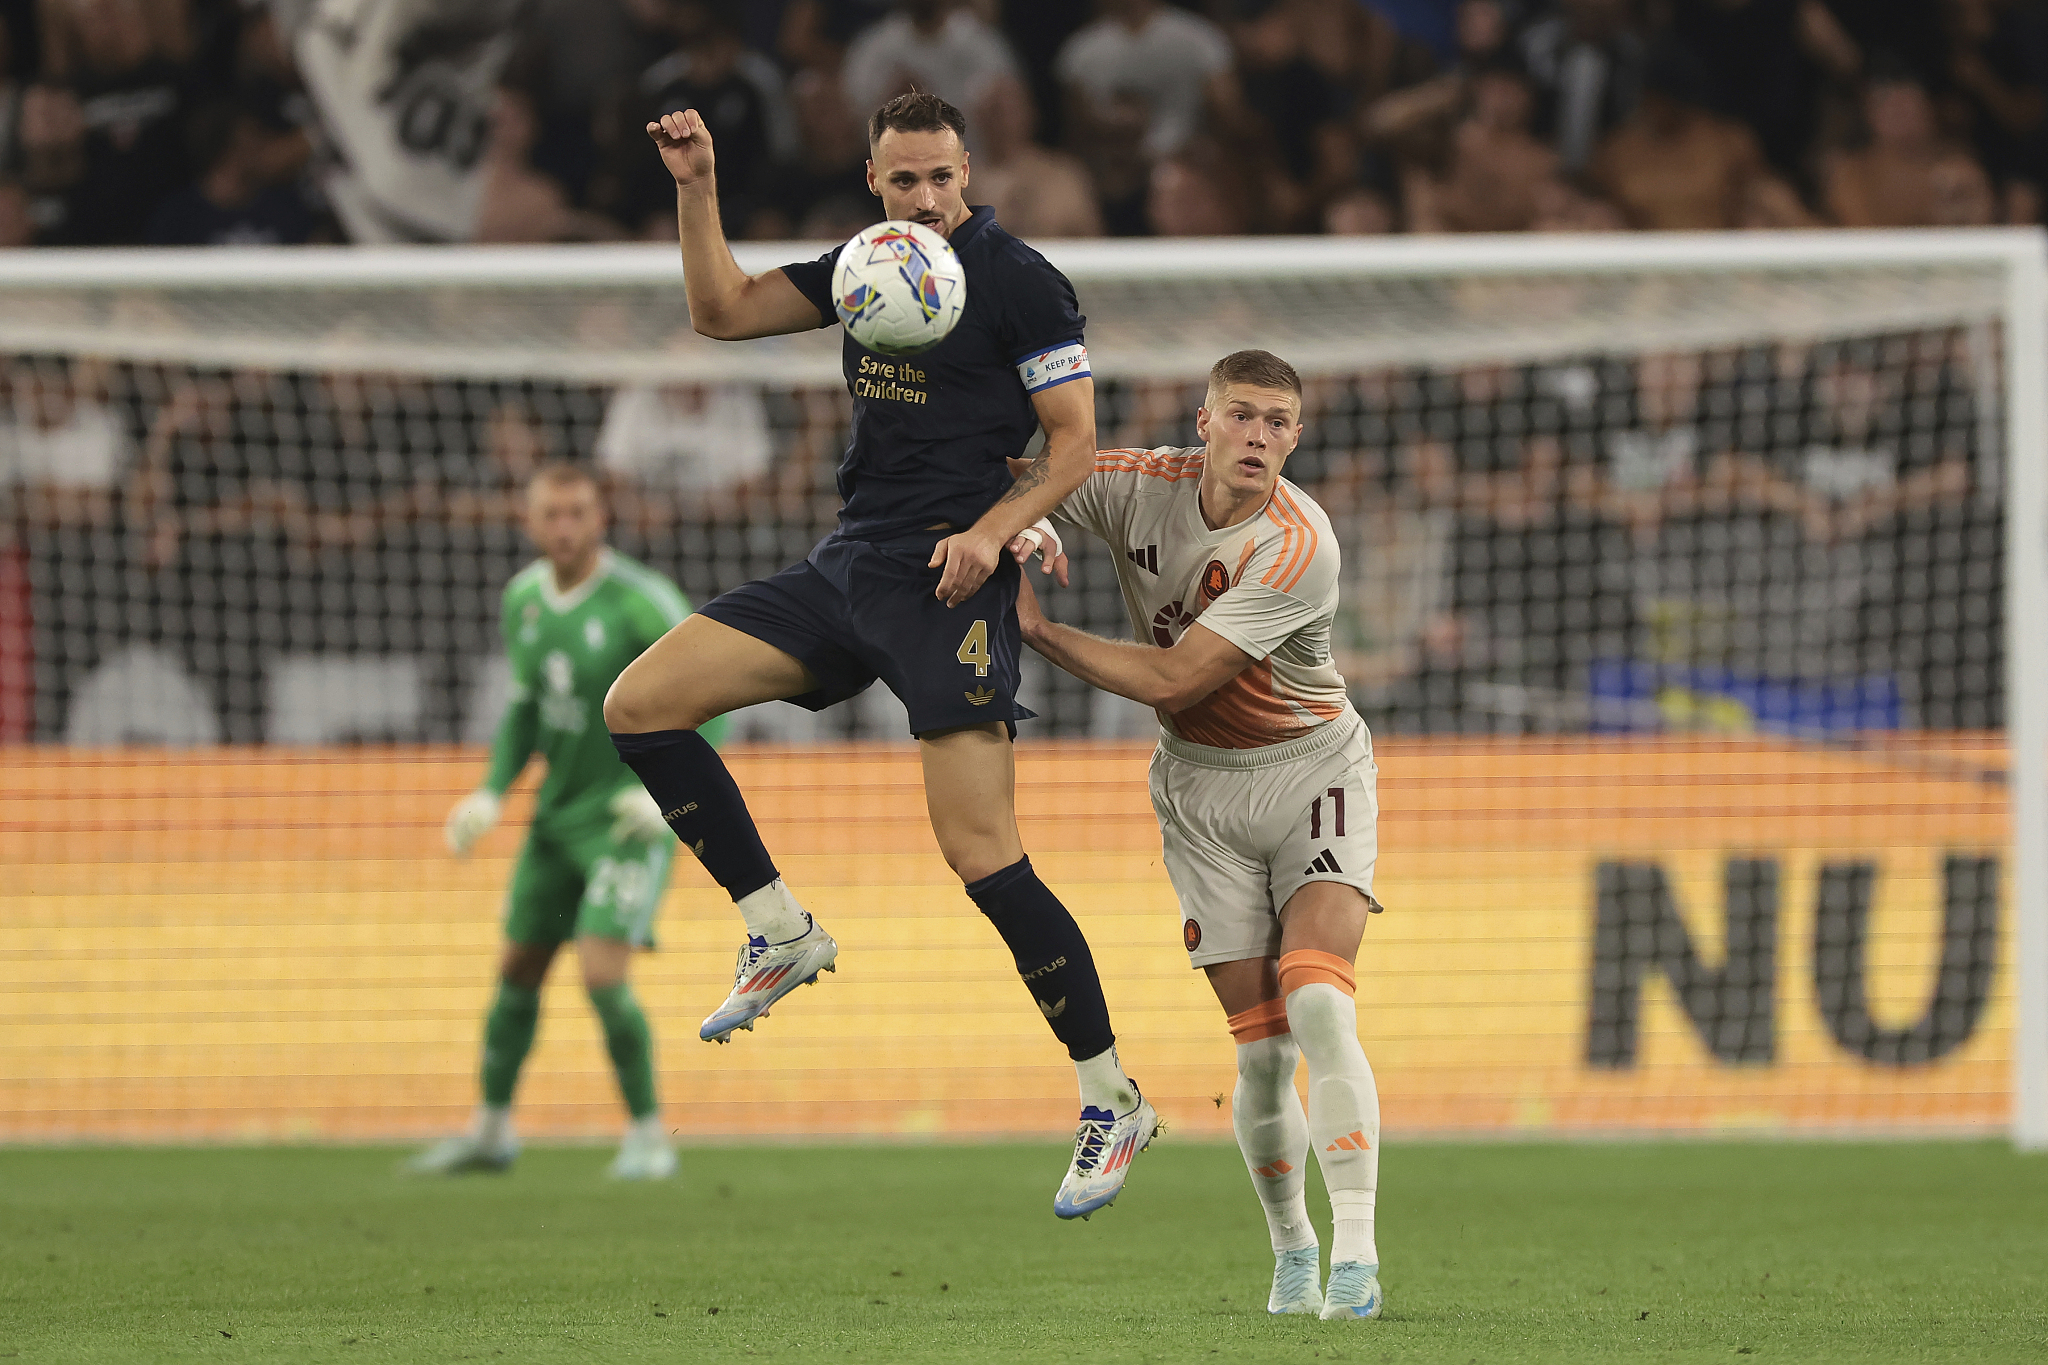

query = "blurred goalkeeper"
[[409, 463, 724, 1180]]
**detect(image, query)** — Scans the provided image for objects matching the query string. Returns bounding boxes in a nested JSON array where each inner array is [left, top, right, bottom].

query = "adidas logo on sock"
[[1253, 1159, 1295, 1177], [1323, 1129, 1371, 1152]]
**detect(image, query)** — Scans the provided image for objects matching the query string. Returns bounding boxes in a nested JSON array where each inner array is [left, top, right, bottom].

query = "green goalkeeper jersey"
[[484, 549, 725, 827]]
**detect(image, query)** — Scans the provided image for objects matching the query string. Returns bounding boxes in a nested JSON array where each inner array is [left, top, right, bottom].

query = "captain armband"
[[1015, 341, 1090, 394]]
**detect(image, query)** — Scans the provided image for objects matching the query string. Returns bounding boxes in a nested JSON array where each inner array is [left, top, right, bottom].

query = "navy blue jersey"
[[781, 207, 1090, 540]]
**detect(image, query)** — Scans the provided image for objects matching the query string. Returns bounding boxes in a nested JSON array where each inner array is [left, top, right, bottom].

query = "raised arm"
[[648, 110, 828, 341], [931, 377, 1097, 606]]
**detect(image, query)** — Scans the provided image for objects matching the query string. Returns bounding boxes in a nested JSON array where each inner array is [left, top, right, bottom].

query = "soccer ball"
[[832, 220, 968, 356]]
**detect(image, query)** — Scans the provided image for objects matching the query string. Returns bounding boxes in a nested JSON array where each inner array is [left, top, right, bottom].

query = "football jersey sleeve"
[[993, 250, 1089, 395], [1050, 458, 1124, 543], [779, 246, 839, 330]]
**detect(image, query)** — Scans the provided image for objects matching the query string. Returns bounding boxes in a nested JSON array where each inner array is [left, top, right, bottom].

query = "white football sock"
[[735, 878, 810, 943], [625, 1113, 666, 1144], [1074, 1045, 1139, 1114], [472, 1104, 513, 1149], [1287, 981, 1381, 1267], [1233, 1031, 1316, 1253]]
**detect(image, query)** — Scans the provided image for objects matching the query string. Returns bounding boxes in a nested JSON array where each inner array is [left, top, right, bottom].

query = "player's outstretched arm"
[[649, 110, 824, 341], [931, 378, 1097, 606], [1013, 574, 1252, 712]]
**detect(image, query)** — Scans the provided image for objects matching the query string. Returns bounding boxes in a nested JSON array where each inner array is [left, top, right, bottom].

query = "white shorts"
[[1147, 709, 1380, 969]]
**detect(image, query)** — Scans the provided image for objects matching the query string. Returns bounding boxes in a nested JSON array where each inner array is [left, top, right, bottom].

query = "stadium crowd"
[[0, 0, 2045, 247], [0, 1, 2011, 745]]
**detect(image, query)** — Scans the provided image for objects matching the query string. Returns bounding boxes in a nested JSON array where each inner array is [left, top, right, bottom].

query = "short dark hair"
[[868, 90, 967, 149], [1207, 350, 1302, 405], [526, 460, 601, 496]]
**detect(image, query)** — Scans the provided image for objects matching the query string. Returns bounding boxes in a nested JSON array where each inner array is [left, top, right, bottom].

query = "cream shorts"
[[1147, 709, 1380, 968]]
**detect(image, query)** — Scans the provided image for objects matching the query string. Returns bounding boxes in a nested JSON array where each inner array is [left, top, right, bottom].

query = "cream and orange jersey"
[[1054, 445, 1353, 750]]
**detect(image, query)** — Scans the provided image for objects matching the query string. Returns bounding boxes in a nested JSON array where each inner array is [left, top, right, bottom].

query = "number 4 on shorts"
[[957, 619, 991, 676]]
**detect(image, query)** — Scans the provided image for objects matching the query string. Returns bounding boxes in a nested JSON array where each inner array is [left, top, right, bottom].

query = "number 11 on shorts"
[[1310, 787, 1345, 838]]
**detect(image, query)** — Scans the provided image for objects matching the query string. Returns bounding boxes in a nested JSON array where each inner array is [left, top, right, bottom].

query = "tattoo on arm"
[[997, 454, 1051, 508]]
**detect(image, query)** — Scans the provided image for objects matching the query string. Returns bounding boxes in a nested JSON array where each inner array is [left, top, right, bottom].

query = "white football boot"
[[698, 914, 838, 1043], [1319, 1261, 1383, 1320], [1052, 1090, 1159, 1219], [1268, 1246, 1324, 1315], [403, 1132, 517, 1175], [607, 1119, 677, 1180]]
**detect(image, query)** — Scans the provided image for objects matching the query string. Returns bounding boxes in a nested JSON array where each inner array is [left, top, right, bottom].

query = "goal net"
[[1, 232, 2040, 1147]]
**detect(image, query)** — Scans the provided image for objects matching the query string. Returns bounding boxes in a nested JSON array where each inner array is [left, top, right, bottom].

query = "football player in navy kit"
[[604, 91, 1156, 1218]]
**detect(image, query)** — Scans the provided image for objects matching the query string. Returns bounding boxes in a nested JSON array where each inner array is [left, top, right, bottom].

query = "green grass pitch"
[[2, 1141, 2044, 1364]]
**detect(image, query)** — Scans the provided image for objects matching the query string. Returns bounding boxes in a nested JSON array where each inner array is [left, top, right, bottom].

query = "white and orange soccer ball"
[[832, 219, 968, 356]]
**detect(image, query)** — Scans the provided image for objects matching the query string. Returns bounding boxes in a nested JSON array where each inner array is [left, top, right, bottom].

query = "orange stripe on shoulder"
[[1258, 490, 1311, 592], [1261, 486, 1320, 593], [1095, 447, 1202, 481]]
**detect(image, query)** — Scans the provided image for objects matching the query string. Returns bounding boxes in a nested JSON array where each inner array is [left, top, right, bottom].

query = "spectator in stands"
[[1823, 64, 1997, 227], [473, 86, 624, 242], [1323, 186, 1395, 234], [1666, 0, 1855, 184], [27, 0, 196, 244], [842, 0, 1017, 148], [1519, 0, 1646, 174], [1058, 0, 1233, 162], [1146, 138, 1246, 235], [0, 357, 127, 527], [1941, 0, 2048, 222], [145, 100, 316, 245], [601, 1, 793, 239], [1221, 0, 1351, 230], [1362, 0, 1513, 156], [1401, 61, 1565, 233], [1589, 44, 1805, 230], [778, 0, 900, 75], [0, 178, 31, 245], [594, 378, 775, 530], [1058, 0, 1234, 231], [971, 74, 1103, 238], [753, 64, 872, 238]]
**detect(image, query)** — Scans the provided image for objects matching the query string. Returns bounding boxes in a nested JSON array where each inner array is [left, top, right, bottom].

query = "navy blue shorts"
[[698, 529, 1037, 737]]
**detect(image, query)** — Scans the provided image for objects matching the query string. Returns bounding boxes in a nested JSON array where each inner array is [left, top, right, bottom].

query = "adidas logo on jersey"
[[1304, 849, 1344, 876], [1127, 545, 1159, 574]]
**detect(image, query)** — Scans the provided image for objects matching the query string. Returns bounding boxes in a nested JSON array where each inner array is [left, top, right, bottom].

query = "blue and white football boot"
[[1052, 1090, 1159, 1219], [1319, 1261, 1383, 1320], [699, 915, 838, 1044], [1268, 1246, 1324, 1315]]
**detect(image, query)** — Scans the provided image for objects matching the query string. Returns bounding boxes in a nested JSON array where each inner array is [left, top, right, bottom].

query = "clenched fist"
[[647, 108, 716, 189]]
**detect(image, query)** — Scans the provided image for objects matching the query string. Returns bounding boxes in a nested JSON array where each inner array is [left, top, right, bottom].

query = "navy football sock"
[[965, 856, 1116, 1061], [609, 729, 779, 901]]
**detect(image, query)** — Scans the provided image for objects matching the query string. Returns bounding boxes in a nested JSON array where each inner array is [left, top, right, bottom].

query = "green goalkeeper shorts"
[[503, 818, 675, 948]]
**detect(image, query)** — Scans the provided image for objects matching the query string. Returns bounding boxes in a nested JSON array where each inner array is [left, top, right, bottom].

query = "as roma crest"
[[1199, 560, 1230, 602]]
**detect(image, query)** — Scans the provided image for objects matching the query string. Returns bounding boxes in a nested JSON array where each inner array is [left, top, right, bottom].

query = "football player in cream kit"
[[1013, 350, 1385, 1321]]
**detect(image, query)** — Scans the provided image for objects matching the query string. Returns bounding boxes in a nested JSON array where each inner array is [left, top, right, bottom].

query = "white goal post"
[[0, 229, 2039, 1146]]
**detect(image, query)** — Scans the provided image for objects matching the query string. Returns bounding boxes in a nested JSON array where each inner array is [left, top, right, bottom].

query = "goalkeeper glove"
[[607, 785, 673, 846], [444, 789, 502, 856]]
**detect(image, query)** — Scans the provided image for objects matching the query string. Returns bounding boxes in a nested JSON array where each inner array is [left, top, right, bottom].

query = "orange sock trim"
[[1277, 949, 1355, 998], [1226, 998, 1292, 1043]]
